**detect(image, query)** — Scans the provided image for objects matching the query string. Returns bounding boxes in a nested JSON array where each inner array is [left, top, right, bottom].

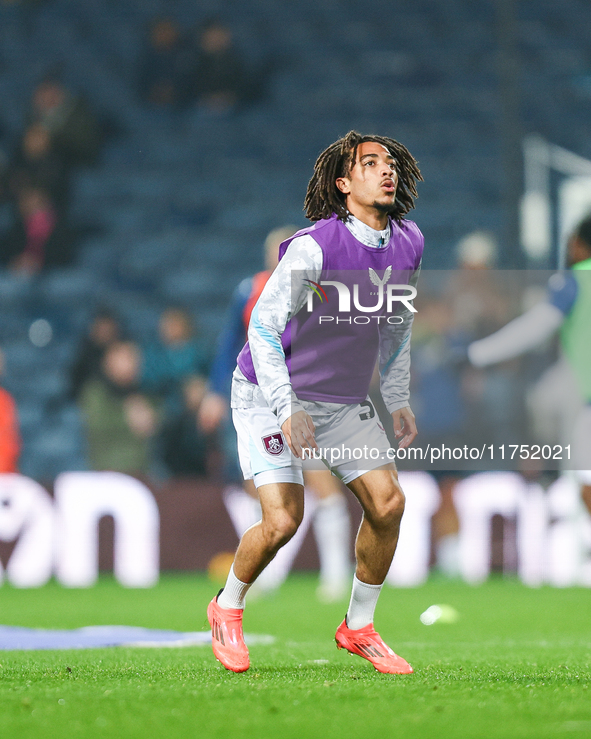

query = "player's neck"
[[345, 203, 389, 232]]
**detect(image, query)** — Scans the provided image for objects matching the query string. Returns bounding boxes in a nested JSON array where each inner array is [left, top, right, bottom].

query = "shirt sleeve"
[[208, 278, 251, 397], [378, 264, 420, 413], [547, 272, 578, 315], [247, 234, 323, 426], [467, 301, 564, 367]]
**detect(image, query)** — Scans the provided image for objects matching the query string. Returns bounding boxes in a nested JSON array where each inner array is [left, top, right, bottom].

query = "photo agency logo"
[[305, 267, 417, 324]]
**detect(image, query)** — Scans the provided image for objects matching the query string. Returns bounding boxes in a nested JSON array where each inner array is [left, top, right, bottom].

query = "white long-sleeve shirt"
[[231, 215, 418, 425]]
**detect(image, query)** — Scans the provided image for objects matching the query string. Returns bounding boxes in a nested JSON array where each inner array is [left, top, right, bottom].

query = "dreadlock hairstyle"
[[304, 130, 422, 224]]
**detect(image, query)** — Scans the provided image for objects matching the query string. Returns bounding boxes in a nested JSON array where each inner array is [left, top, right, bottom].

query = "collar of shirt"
[[345, 214, 391, 249]]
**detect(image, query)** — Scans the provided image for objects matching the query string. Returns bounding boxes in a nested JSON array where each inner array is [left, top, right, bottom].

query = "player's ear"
[[335, 177, 351, 195]]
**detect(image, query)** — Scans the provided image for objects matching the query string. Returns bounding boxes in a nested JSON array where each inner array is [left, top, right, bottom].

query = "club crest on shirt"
[[262, 433, 285, 455]]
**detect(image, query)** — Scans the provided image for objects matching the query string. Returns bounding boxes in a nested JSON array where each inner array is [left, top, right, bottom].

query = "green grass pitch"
[[0, 574, 590, 738]]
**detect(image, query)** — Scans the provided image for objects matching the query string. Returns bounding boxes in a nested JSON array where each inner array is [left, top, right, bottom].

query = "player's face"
[[567, 235, 591, 267], [336, 142, 398, 214]]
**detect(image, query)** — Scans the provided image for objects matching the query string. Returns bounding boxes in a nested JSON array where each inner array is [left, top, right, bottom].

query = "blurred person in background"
[[410, 296, 467, 448], [142, 306, 209, 409], [408, 294, 468, 578], [200, 226, 351, 602], [446, 230, 520, 450], [0, 121, 74, 274], [142, 307, 210, 476], [449, 230, 510, 335], [415, 231, 516, 577], [69, 309, 124, 402], [7, 122, 69, 218], [0, 349, 21, 473], [27, 76, 103, 169], [79, 341, 158, 477], [160, 375, 209, 476], [468, 214, 591, 515], [183, 19, 255, 113], [138, 17, 188, 109], [0, 185, 72, 274]]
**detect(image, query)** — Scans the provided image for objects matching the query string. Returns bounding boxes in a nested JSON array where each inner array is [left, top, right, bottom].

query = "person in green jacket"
[[80, 341, 158, 477], [469, 214, 591, 513]]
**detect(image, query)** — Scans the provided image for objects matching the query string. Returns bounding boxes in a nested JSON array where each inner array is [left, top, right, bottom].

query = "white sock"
[[217, 564, 251, 610], [346, 575, 383, 630], [312, 493, 351, 593]]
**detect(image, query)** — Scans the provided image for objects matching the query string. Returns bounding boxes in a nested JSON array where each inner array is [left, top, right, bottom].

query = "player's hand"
[[124, 394, 157, 438], [392, 406, 417, 449], [198, 392, 228, 433], [281, 411, 318, 459]]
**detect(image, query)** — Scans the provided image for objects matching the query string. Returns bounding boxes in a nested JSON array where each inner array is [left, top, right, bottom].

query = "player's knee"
[[263, 509, 302, 549], [369, 487, 405, 530]]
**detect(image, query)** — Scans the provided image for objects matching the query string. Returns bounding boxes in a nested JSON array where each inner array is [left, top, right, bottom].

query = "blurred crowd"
[[0, 76, 104, 275], [0, 300, 217, 477], [0, 14, 271, 276], [139, 17, 269, 112], [70, 305, 211, 480], [0, 7, 280, 483]]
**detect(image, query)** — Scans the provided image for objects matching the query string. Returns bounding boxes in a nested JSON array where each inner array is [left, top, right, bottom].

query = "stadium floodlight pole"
[[495, 0, 524, 268], [549, 143, 591, 178], [520, 134, 552, 266], [520, 134, 591, 268]]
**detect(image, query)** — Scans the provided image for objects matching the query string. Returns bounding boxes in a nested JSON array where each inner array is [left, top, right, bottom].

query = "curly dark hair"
[[304, 130, 422, 223]]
